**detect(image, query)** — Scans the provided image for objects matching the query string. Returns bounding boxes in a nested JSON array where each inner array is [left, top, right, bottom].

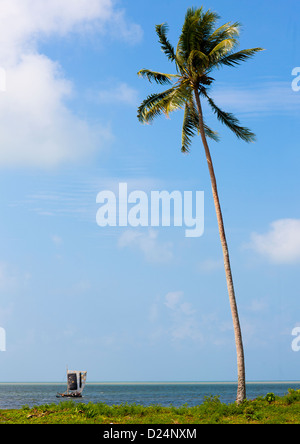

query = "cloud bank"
[[0, 0, 142, 167]]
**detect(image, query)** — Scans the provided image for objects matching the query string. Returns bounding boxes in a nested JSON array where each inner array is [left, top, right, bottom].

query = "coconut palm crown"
[[137, 6, 264, 404], [137, 6, 263, 151]]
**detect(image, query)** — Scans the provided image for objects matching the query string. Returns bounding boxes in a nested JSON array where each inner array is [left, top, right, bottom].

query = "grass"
[[1, 389, 300, 424]]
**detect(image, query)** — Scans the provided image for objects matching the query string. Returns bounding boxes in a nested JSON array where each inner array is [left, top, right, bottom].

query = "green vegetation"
[[1, 389, 300, 424]]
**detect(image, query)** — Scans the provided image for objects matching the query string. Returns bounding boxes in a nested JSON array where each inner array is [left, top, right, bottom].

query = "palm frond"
[[137, 69, 179, 85], [209, 38, 238, 60], [182, 103, 197, 153], [203, 91, 256, 142], [176, 7, 204, 61], [203, 122, 220, 142], [138, 81, 192, 124], [215, 47, 265, 68], [137, 88, 176, 123], [182, 99, 219, 152], [178, 9, 236, 68], [191, 9, 220, 51], [208, 21, 240, 44], [164, 80, 192, 116], [155, 23, 176, 62]]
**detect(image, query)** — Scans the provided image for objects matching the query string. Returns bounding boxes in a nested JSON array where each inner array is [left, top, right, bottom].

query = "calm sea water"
[[0, 382, 299, 410]]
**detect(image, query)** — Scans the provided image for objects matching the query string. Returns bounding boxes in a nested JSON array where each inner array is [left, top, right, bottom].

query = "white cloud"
[[0, 0, 142, 63], [0, 53, 111, 167], [249, 219, 300, 264], [96, 82, 139, 106], [118, 229, 173, 263], [108, 9, 143, 45], [164, 291, 184, 310], [0, 0, 142, 168]]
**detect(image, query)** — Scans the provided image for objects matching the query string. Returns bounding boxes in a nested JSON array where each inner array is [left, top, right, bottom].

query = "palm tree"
[[137, 6, 263, 404]]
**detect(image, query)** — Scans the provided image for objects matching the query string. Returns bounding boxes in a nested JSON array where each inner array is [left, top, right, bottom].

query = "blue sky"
[[0, 0, 299, 383]]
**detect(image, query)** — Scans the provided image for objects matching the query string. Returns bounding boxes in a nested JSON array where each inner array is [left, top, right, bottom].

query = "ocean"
[[0, 382, 299, 410]]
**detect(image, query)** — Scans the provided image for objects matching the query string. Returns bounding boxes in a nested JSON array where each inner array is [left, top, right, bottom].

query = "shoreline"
[[1, 389, 300, 424]]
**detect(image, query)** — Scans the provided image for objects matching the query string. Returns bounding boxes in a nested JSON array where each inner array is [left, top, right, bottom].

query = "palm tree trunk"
[[193, 87, 246, 404]]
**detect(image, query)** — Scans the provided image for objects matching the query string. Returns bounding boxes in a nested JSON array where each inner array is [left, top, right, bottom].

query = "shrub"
[[283, 389, 300, 405], [265, 393, 275, 404]]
